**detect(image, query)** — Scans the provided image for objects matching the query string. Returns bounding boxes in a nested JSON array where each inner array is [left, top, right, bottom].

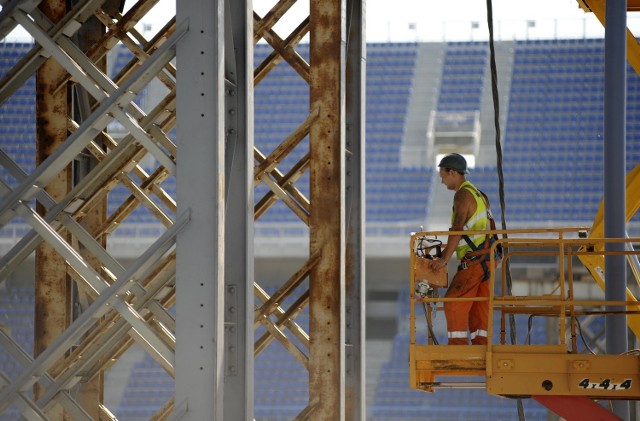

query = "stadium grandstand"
[[2, 27, 640, 421]]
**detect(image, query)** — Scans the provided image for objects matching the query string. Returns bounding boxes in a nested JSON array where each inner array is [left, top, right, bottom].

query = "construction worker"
[[429, 153, 498, 345]]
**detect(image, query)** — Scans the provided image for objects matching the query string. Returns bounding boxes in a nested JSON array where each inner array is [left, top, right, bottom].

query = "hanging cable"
[[485, 1, 525, 420]]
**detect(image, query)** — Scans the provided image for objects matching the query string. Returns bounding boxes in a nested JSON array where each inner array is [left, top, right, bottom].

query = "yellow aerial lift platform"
[[408, 0, 640, 417], [409, 228, 640, 404], [409, 163, 640, 415]]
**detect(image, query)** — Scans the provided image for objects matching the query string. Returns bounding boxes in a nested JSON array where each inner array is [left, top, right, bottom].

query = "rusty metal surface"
[[253, 253, 320, 367], [0, 0, 181, 415], [254, 285, 310, 355], [253, 0, 298, 43], [308, 0, 346, 419], [252, 0, 352, 418], [0, 0, 358, 417], [254, 16, 311, 85], [64, 88, 178, 233], [72, 7, 110, 414], [34, 2, 72, 419], [254, 149, 311, 220]]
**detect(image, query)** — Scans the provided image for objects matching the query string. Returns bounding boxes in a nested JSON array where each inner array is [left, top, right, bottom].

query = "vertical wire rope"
[[485, 0, 526, 419]]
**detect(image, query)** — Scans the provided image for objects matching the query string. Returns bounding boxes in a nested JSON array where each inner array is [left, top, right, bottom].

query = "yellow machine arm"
[[577, 0, 640, 77], [577, 0, 640, 12], [578, 163, 640, 338]]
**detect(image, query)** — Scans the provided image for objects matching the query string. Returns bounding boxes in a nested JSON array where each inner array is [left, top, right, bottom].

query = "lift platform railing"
[[409, 228, 640, 399]]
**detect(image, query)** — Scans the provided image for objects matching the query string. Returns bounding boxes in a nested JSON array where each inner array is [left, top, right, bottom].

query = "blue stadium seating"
[[253, 42, 431, 227], [112, 354, 173, 420], [0, 286, 34, 421], [3, 39, 636, 229], [1, 37, 640, 420], [502, 38, 640, 225], [0, 44, 35, 189], [437, 42, 487, 112]]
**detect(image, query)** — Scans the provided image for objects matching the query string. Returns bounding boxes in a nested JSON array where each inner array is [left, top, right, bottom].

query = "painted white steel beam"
[[174, 0, 226, 419], [223, 0, 254, 419], [0, 212, 189, 411], [344, 1, 366, 418], [0, 22, 186, 226]]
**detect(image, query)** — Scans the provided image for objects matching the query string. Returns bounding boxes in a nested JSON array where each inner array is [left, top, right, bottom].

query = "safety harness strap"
[[460, 189, 501, 280]]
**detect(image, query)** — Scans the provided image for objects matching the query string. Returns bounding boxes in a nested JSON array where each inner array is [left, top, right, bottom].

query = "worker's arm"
[[430, 189, 475, 270]]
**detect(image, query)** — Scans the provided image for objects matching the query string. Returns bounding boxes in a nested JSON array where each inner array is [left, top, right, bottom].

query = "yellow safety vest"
[[452, 181, 489, 260]]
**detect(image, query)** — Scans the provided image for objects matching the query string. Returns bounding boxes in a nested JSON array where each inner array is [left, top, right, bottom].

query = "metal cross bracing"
[[252, 0, 315, 389], [252, 1, 365, 420], [0, 0, 185, 418], [0, 0, 365, 419]]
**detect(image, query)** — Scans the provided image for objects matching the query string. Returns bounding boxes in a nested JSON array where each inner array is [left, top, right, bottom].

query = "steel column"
[[344, 0, 366, 419], [604, 0, 629, 418], [34, 1, 72, 419], [71, 7, 111, 414], [175, 0, 226, 419], [223, 0, 254, 419], [0, 0, 367, 418], [309, 0, 347, 420]]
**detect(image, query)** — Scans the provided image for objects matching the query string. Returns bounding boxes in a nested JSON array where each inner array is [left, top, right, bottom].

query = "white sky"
[[1, 0, 609, 42], [153, 0, 599, 42], [366, 0, 583, 31], [362, 0, 603, 41]]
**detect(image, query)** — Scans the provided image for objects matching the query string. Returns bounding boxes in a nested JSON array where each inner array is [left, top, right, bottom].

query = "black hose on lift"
[[485, 1, 526, 420]]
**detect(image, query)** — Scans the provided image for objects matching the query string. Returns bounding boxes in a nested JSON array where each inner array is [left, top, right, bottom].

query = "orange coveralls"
[[444, 259, 496, 345], [444, 181, 494, 345]]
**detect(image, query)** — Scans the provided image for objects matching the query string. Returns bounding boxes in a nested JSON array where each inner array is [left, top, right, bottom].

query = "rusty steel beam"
[[253, 0, 298, 43], [253, 150, 310, 220], [309, 0, 346, 420], [254, 14, 311, 84], [10, 0, 359, 419], [70, 5, 124, 410], [253, 16, 311, 85], [34, 1, 72, 419], [91, 13, 177, 91], [63, 90, 177, 228], [254, 109, 318, 181], [254, 252, 320, 325], [49, 254, 177, 385], [26, 2, 180, 417], [254, 285, 310, 355]]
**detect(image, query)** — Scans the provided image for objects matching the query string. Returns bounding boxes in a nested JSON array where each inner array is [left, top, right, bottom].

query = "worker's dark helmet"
[[438, 153, 468, 174]]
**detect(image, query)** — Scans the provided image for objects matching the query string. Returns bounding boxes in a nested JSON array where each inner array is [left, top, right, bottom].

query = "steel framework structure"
[[0, 0, 365, 419]]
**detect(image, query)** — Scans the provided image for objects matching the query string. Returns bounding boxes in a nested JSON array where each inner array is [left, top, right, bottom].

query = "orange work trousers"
[[444, 262, 490, 345]]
